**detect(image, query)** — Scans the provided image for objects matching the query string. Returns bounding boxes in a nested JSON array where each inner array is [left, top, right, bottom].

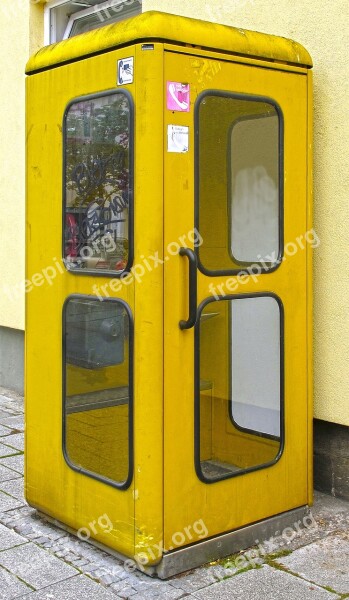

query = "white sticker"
[[167, 125, 189, 153], [117, 57, 134, 85]]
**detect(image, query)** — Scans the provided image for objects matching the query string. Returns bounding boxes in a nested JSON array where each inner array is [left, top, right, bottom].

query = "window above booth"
[[45, 0, 142, 45]]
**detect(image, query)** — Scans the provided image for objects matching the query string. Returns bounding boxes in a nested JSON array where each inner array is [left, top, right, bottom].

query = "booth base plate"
[[38, 505, 310, 580]]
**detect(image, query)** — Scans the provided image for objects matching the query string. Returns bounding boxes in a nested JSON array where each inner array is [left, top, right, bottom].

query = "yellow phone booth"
[[26, 12, 313, 578]]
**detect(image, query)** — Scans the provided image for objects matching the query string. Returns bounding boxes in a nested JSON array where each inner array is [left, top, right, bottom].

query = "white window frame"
[[44, 0, 142, 45]]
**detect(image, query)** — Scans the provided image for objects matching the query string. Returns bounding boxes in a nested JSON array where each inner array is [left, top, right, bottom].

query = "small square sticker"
[[167, 82, 190, 112], [118, 57, 134, 85], [168, 125, 189, 153]]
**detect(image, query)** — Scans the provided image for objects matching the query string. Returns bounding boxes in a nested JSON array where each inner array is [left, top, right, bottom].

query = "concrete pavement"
[[0, 387, 348, 599]]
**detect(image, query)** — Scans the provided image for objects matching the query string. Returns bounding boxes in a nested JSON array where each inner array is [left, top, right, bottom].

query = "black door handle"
[[179, 247, 197, 330]]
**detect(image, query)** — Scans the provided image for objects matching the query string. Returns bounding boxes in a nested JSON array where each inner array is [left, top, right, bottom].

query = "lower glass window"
[[196, 294, 283, 482], [63, 296, 133, 488]]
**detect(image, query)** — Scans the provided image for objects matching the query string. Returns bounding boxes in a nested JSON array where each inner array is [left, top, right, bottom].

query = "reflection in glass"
[[67, 1, 142, 39], [198, 296, 282, 482], [64, 92, 131, 273], [64, 297, 131, 486]]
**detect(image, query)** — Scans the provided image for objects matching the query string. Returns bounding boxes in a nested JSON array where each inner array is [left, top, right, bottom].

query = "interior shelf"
[[200, 312, 220, 322], [66, 386, 129, 414], [200, 380, 213, 391]]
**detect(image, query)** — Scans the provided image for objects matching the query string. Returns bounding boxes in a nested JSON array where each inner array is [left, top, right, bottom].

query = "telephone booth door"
[[163, 49, 312, 554]]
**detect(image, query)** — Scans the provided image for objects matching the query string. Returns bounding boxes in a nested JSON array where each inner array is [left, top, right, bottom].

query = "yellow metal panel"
[[163, 43, 310, 76], [26, 11, 312, 75]]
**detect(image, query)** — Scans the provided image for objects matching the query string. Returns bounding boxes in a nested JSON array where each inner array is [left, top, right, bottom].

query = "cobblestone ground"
[[0, 388, 348, 599]]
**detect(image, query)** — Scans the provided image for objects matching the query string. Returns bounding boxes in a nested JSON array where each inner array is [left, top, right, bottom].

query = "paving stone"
[[131, 585, 186, 599], [0, 425, 13, 437], [40, 539, 54, 549], [0, 565, 32, 599], [98, 572, 117, 586], [115, 585, 137, 598], [17, 524, 37, 536], [0, 477, 24, 500], [0, 464, 21, 482], [6, 505, 35, 519], [0, 542, 78, 589], [208, 564, 238, 580], [0, 411, 17, 421], [18, 574, 117, 599], [0, 491, 25, 511], [0, 443, 20, 458], [22, 518, 66, 541], [275, 534, 349, 594], [0, 521, 27, 550], [0, 399, 19, 411], [171, 567, 218, 592], [0, 453, 24, 474], [3, 434, 24, 452], [0, 416, 24, 432], [64, 551, 80, 562], [71, 558, 90, 567], [192, 565, 340, 599], [0, 390, 23, 407], [99, 563, 130, 583]]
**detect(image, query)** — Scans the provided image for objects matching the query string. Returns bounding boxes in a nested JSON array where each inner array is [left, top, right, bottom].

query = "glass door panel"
[[196, 92, 282, 275], [196, 295, 283, 483]]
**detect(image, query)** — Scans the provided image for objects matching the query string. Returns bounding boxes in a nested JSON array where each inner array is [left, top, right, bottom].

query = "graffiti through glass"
[[64, 92, 131, 273]]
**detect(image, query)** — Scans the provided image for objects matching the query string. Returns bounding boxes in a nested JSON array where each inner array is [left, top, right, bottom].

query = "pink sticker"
[[167, 82, 190, 112]]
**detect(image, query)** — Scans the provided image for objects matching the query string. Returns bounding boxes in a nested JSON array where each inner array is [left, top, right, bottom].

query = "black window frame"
[[62, 89, 134, 278], [194, 90, 284, 277], [194, 292, 285, 484], [62, 294, 134, 490]]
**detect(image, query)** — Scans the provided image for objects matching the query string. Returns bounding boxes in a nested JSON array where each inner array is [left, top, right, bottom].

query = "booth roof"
[[26, 10, 312, 74]]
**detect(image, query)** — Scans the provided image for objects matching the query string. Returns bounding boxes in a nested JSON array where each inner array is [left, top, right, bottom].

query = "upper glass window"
[[196, 92, 283, 276], [63, 91, 133, 275], [45, 0, 142, 45]]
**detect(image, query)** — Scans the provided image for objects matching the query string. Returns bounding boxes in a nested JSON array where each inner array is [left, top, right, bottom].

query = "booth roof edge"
[[25, 10, 313, 75]]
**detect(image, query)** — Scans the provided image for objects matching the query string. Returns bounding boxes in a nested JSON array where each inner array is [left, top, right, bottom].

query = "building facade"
[[0, 0, 347, 496]]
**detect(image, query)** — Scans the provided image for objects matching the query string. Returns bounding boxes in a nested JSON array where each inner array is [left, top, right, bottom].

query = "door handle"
[[179, 247, 198, 330]]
